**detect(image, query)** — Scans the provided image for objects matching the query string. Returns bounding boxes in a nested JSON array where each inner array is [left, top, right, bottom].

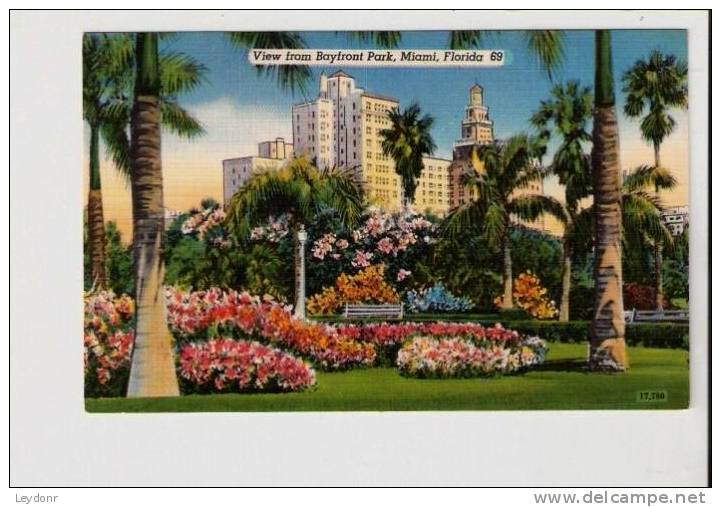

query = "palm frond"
[[100, 119, 130, 179], [159, 99, 205, 138], [344, 31, 402, 48], [622, 164, 677, 193], [315, 166, 365, 227], [441, 201, 486, 239], [159, 51, 207, 95], [508, 194, 568, 225], [524, 31, 565, 80], [481, 202, 508, 248], [623, 193, 674, 248], [227, 31, 312, 95], [448, 31, 484, 50]]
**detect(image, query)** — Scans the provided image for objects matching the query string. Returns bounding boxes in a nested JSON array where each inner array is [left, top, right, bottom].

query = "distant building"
[[449, 84, 496, 209], [222, 137, 292, 206], [258, 137, 294, 160], [661, 205, 689, 236], [448, 84, 546, 232], [164, 209, 183, 229], [413, 156, 452, 217]]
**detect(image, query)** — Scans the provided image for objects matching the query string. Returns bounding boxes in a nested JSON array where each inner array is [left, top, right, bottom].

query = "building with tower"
[[448, 83, 546, 232], [449, 83, 496, 209]]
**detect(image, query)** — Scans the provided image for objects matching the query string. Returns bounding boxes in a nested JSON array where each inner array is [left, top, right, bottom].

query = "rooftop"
[[361, 91, 399, 103], [329, 70, 353, 79]]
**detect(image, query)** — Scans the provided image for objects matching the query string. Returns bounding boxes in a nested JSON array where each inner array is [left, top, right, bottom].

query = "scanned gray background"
[[9, 10, 709, 486]]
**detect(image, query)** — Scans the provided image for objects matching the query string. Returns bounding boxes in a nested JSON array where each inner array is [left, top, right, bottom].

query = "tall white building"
[[292, 70, 455, 214], [293, 70, 403, 211], [222, 137, 292, 206]]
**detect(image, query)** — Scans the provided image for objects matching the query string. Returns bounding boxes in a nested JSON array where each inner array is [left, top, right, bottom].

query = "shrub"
[[307, 265, 400, 315], [396, 333, 547, 379], [84, 291, 135, 398], [496, 272, 558, 320], [177, 338, 316, 394], [624, 283, 670, 310], [307, 209, 437, 290], [403, 283, 473, 313]]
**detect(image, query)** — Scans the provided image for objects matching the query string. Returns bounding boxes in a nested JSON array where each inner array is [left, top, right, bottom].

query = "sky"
[[84, 30, 689, 240]]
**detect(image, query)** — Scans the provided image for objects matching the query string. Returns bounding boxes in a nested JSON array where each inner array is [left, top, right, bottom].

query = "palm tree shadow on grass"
[[536, 357, 590, 373]]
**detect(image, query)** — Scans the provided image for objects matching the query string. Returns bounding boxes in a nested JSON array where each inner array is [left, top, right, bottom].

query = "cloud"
[[163, 96, 293, 165]]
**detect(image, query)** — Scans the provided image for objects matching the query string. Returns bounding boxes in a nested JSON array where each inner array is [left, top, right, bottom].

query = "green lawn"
[[85, 343, 689, 412]]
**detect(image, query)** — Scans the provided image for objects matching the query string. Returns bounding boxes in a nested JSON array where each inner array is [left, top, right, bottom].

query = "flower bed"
[[336, 321, 529, 365], [84, 291, 135, 398], [178, 338, 316, 393], [166, 287, 375, 370], [396, 334, 547, 379]]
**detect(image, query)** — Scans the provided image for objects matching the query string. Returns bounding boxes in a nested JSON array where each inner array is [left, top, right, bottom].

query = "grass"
[[86, 343, 689, 412]]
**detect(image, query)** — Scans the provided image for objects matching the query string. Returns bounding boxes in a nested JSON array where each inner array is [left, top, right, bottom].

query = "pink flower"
[[376, 237, 394, 255], [351, 250, 373, 268], [396, 269, 411, 282]]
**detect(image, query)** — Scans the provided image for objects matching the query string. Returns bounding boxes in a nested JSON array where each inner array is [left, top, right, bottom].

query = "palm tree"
[[531, 81, 594, 321], [83, 34, 133, 290], [588, 30, 627, 371], [573, 164, 676, 294], [380, 103, 436, 210], [226, 157, 365, 317], [619, 165, 676, 266], [83, 33, 205, 291], [622, 50, 687, 310], [443, 134, 552, 310], [126, 33, 178, 397]]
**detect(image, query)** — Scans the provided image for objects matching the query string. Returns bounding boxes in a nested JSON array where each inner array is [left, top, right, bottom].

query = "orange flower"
[[496, 271, 558, 320], [307, 265, 400, 315]]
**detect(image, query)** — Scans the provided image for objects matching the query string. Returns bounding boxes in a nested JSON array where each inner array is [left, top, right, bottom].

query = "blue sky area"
[[91, 30, 689, 238], [162, 30, 687, 159]]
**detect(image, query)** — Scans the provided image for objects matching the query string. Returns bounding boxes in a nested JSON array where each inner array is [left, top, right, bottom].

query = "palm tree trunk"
[[559, 236, 572, 322], [654, 242, 664, 310], [87, 124, 107, 290], [293, 223, 308, 320], [653, 142, 664, 311], [589, 30, 627, 371], [501, 233, 514, 309], [126, 33, 179, 397]]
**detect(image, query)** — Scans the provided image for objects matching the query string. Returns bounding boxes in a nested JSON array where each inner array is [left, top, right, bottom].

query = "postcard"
[[82, 27, 691, 412]]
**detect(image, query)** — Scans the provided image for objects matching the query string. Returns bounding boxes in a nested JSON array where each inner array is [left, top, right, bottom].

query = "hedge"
[[312, 316, 689, 350], [472, 320, 689, 350]]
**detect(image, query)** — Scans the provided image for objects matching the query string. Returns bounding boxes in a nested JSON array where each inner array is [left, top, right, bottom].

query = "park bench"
[[343, 303, 404, 320], [624, 309, 689, 324]]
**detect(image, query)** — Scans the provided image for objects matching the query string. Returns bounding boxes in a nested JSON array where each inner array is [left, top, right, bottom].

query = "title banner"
[[248, 49, 506, 67]]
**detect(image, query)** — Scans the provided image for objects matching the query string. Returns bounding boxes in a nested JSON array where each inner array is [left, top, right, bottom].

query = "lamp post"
[[294, 224, 308, 320]]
